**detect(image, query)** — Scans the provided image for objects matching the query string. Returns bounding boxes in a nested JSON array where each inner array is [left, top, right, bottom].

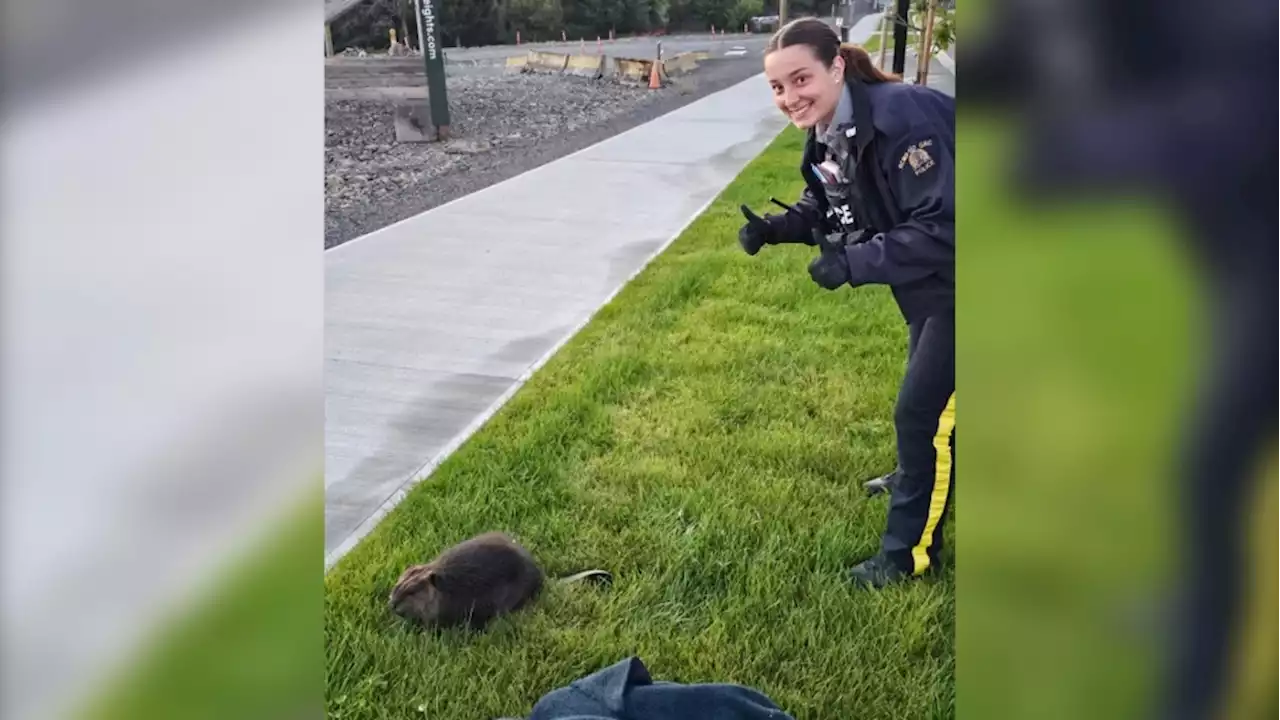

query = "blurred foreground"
[[961, 0, 1276, 718], [2, 2, 322, 718]]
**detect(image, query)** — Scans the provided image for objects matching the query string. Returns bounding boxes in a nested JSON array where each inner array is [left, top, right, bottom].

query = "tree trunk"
[[917, 0, 936, 85], [400, 0, 411, 49]]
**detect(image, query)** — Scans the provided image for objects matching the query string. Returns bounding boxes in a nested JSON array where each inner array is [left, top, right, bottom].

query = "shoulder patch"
[[897, 138, 936, 176]]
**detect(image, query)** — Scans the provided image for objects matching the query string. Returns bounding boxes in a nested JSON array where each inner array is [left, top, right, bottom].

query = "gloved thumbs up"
[[738, 204, 775, 256], [807, 228, 852, 290]]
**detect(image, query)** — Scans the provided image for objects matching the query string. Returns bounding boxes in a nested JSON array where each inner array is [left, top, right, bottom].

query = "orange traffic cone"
[[648, 61, 662, 89]]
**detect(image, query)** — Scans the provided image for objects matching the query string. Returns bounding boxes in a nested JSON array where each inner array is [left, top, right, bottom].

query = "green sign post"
[[413, 0, 451, 140]]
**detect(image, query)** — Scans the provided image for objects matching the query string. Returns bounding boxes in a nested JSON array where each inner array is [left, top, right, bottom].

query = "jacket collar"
[[816, 84, 854, 147], [845, 75, 875, 156], [803, 77, 876, 175]]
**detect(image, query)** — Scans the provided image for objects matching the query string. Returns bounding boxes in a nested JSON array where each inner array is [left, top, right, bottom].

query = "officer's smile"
[[764, 45, 845, 130], [787, 101, 815, 121]]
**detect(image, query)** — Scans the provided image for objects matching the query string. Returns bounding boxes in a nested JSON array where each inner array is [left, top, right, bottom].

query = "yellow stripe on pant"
[[1218, 448, 1277, 720], [911, 393, 955, 576]]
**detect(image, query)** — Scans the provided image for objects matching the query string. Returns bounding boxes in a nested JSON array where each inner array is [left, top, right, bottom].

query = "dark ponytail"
[[766, 17, 902, 84], [837, 42, 901, 84]]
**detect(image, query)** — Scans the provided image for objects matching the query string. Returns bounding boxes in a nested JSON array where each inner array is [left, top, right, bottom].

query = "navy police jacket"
[[780, 77, 955, 324]]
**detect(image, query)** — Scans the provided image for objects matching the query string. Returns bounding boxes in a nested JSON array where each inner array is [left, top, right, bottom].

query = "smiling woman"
[[738, 16, 956, 590], [764, 21, 900, 130]]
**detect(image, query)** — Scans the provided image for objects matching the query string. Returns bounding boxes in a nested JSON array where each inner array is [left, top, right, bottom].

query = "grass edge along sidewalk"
[[324, 125, 954, 720], [859, 15, 921, 56]]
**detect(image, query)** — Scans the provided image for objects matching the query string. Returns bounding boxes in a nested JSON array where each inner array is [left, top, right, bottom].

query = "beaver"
[[388, 531, 612, 630]]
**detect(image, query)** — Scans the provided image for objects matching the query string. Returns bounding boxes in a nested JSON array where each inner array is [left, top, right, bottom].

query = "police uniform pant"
[[907, 317, 924, 358], [1159, 234, 1275, 720], [877, 319, 926, 481], [881, 309, 955, 575]]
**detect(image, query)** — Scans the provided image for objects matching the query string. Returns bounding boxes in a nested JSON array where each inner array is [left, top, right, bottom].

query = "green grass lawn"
[[324, 126, 954, 720], [860, 33, 920, 56], [955, 113, 1273, 720]]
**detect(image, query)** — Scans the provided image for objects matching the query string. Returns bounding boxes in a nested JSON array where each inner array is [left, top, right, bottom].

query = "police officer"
[[737, 17, 955, 589]]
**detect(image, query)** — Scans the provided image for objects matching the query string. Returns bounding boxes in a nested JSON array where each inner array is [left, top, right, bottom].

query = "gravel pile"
[[326, 74, 673, 240], [325, 58, 766, 248]]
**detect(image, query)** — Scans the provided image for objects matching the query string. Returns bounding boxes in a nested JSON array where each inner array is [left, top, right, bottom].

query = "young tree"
[[911, 0, 955, 55], [903, 0, 954, 83]]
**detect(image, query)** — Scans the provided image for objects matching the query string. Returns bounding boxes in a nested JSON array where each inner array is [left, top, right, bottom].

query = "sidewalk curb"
[[936, 49, 955, 74], [323, 74, 786, 571], [324, 184, 736, 572], [905, 46, 956, 75]]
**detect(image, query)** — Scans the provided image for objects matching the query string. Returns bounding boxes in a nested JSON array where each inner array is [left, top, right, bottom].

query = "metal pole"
[[891, 0, 909, 76], [779, 0, 789, 26], [413, 0, 451, 140], [412, 0, 426, 53]]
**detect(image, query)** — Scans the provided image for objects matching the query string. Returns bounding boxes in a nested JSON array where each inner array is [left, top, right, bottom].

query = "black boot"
[[863, 470, 900, 497], [848, 551, 918, 589]]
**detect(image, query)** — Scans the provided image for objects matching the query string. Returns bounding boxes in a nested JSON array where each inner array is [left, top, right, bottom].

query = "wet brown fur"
[[389, 531, 546, 630]]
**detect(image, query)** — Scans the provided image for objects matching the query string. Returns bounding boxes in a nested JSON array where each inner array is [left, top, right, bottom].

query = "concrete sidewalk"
[[846, 11, 883, 43], [323, 18, 926, 567], [325, 76, 791, 566], [902, 49, 955, 96]]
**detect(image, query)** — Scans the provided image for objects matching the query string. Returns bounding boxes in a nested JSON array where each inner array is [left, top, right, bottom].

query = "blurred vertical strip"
[[1, 1, 324, 718], [959, 0, 1276, 718]]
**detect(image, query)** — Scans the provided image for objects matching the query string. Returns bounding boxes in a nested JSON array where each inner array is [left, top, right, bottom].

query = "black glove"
[[808, 249, 851, 290], [737, 205, 778, 256], [807, 228, 852, 290]]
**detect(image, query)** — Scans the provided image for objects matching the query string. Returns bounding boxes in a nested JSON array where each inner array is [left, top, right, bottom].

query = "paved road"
[[327, 33, 772, 68], [323, 32, 773, 93], [453, 33, 769, 63]]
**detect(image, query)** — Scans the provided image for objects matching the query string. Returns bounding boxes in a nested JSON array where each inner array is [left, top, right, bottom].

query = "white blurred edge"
[[0, 3, 321, 719]]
